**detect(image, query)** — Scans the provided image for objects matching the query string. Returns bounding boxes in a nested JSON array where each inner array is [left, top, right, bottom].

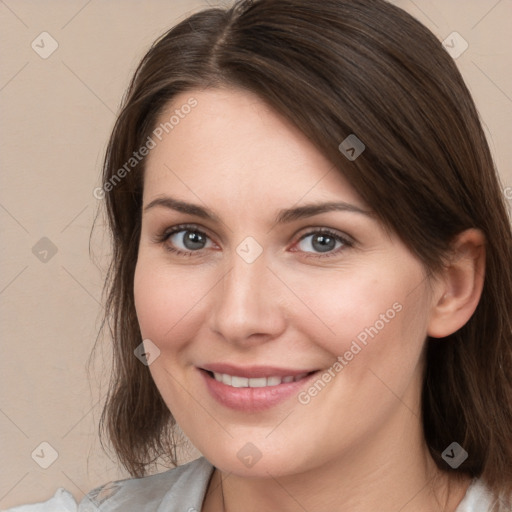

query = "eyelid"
[[295, 226, 355, 245]]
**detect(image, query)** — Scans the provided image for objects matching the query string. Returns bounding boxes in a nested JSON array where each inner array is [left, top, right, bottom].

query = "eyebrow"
[[143, 196, 374, 224]]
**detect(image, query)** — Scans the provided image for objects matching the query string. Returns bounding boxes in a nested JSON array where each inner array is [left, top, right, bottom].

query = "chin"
[[199, 438, 316, 479]]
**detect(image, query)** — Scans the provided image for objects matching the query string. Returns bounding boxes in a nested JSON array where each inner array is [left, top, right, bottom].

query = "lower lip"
[[199, 369, 319, 412]]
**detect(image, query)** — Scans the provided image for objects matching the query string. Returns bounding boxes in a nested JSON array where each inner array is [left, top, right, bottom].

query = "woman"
[[8, 0, 511, 510]]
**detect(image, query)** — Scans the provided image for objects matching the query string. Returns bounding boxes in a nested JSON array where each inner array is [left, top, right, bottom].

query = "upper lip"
[[200, 363, 318, 379]]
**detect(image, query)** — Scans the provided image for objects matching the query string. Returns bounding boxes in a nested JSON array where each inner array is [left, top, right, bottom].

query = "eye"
[[171, 229, 210, 251], [295, 229, 352, 257], [154, 224, 352, 258], [156, 224, 214, 255]]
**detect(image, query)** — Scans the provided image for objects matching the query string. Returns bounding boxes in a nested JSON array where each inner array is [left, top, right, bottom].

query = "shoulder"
[[455, 477, 509, 512], [78, 456, 214, 512]]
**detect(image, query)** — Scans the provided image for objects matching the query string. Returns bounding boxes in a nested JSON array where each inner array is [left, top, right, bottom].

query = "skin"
[[134, 87, 485, 512]]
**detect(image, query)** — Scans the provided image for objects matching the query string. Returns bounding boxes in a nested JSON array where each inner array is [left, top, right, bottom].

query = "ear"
[[427, 229, 486, 338]]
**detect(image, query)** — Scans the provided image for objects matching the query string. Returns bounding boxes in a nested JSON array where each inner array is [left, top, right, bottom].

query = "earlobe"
[[427, 229, 486, 339]]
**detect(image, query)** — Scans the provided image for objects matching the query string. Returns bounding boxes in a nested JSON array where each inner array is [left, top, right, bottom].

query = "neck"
[[203, 411, 471, 512]]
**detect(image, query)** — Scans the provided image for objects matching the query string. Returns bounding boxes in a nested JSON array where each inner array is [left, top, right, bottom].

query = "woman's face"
[[134, 87, 435, 477]]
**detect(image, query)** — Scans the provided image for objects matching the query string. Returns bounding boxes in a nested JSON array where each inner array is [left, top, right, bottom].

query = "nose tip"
[[209, 251, 286, 345]]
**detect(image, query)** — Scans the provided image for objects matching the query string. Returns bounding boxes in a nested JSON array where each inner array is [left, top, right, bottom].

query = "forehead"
[[143, 87, 364, 209]]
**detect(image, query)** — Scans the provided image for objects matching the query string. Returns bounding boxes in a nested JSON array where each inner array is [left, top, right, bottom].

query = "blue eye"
[[296, 229, 351, 257], [157, 224, 213, 256], [169, 229, 210, 251]]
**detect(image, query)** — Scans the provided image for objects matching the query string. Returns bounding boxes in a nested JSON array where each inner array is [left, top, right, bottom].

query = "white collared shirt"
[[2, 456, 505, 512]]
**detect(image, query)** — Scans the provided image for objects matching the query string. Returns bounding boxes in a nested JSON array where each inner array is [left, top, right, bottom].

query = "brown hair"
[[94, 0, 512, 506]]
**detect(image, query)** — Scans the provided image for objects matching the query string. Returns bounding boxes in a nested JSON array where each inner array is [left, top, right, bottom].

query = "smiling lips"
[[199, 363, 319, 411]]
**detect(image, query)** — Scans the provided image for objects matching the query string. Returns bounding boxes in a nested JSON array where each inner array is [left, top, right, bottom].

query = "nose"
[[209, 248, 287, 346]]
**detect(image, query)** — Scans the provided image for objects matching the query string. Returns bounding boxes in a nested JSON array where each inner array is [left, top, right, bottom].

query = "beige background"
[[0, 0, 511, 508]]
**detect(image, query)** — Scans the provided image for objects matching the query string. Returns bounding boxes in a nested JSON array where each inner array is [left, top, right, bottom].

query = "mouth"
[[198, 365, 320, 411]]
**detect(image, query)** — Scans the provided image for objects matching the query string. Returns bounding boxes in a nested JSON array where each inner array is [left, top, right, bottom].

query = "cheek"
[[133, 258, 212, 414], [289, 272, 430, 437], [284, 262, 430, 375], [283, 266, 403, 349], [133, 258, 211, 348]]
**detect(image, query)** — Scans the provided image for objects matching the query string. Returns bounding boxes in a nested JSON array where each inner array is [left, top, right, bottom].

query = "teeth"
[[266, 376, 282, 386], [231, 376, 249, 387], [212, 372, 309, 388]]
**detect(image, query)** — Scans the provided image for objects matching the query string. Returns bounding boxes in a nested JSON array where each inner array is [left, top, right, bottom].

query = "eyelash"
[[153, 223, 354, 259]]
